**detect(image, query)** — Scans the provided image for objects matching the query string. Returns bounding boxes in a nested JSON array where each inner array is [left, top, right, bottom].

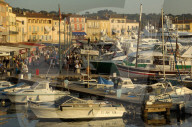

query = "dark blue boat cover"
[[98, 77, 114, 85]]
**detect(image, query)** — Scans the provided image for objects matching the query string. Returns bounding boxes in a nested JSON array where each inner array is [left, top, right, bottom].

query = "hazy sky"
[[163, 0, 192, 15], [5, 0, 191, 15], [5, 0, 165, 14]]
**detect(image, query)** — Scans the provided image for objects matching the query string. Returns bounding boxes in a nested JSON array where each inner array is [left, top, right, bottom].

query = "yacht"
[[6, 81, 70, 103]]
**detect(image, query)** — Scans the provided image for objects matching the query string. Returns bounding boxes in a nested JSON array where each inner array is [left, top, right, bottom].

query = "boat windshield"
[[30, 82, 39, 89]]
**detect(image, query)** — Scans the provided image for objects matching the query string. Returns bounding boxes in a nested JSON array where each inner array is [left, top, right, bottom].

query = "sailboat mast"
[[161, 9, 166, 80], [135, 4, 142, 68]]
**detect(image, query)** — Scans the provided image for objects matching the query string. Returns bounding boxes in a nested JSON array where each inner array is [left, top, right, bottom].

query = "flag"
[[64, 18, 68, 25], [59, 5, 61, 22]]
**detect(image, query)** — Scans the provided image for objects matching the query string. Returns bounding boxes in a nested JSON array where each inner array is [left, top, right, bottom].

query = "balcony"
[[9, 31, 18, 34], [44, 31, 49, 34]]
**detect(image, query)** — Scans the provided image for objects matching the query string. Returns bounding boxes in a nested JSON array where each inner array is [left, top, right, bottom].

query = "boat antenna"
[[135, 4, 142, 68]]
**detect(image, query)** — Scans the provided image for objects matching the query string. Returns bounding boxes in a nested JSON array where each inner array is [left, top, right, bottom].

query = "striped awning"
[[72, 32, 87, 36]]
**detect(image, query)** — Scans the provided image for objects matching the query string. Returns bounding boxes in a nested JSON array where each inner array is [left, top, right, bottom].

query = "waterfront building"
[[0, 0, 8, 43], [86, 16, 110, 42], [6, 5, 18, 43], [172, 19, 191, 32], [52, 15, 69, 43], [126, 19, 139, 38], [15, 13, 28, 42], [16, 20, 22, 43], [67, 15, 86, 40], [109, 15, 127, 37], [26, 12, 53, 42]]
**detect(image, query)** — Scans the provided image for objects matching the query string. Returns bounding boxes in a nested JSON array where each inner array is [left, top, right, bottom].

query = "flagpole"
[[67, 23, 69, 56], [69, 23, 71, 55], [64, 18, 66, 57], [135, 4, 142, 68], [58, 4, 62, 74]]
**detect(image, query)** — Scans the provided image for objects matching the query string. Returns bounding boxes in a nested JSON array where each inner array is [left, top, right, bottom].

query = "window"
[[77, 24, 80, 30], [49, 35, 51, 40], [82, 25, 84, 30], [41, 26, 43, 32], [36, 84, 46, 89], [48, 20, 51, 24], [29, 35, 31, 40], [29, 26, 31, 32], [35, 20, 38, 23], [186, 25, 190, 30], [37, 26, 39, 32], [71, 18, 74, 22], [22, 21, 24, 25], [72, 24, 75, 31], [28, 19, 31, 23], [22, 27, 24, 33], [39, 20, 42, 23], [77, 18, 79, 22], [33, 26, 35, 32]]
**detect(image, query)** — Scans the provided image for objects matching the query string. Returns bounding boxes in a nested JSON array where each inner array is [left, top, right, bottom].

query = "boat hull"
[[7, 93, 69, 103], [116, 64, 189, 81], [31, 106, 126, 119]]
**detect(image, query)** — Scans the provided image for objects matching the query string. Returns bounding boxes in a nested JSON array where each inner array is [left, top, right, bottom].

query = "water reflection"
[[37, 118, 125, 127], [0, 103, 192, 127]]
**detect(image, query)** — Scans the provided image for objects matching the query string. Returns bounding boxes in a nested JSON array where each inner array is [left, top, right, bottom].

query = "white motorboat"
[[147, 81, 192, 110], [0, 81, 28, 100], [6, 81, 70, 103], [0, 81, 13, 90], [30, 96, 126, 119]]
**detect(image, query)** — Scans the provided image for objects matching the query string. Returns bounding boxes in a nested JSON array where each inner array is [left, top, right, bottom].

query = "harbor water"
[[0, 102, 192, 127]]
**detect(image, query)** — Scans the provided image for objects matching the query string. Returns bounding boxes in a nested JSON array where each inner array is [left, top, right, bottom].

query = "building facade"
[[172, 20, 191, 32], [6, 5, 18, 43], [16, 14, 28, 42], [109, 15, 127, 37], [86, 17, 110, 42], [26, 13, 53, 42], [0, 0, 8, 43], [68, 15, 86, 40], [126, 20, 139, 38]]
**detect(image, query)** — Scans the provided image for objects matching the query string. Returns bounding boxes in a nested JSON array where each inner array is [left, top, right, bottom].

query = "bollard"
[[116, 89, 122, 98], [20, 74, 23, 79], [28, 73, 31, 80], [7, 72, 10, 76], [36, 69, 39, 75]]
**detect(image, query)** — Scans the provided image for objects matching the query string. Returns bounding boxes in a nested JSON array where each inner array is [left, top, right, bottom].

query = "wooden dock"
[[142, 101, 172, 118]]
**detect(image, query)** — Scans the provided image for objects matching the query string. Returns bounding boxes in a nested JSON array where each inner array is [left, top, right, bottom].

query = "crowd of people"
[[0, 45, 85, 78]]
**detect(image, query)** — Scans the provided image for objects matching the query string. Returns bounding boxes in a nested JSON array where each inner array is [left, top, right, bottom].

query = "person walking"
[[75, 63, 79, 73]]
